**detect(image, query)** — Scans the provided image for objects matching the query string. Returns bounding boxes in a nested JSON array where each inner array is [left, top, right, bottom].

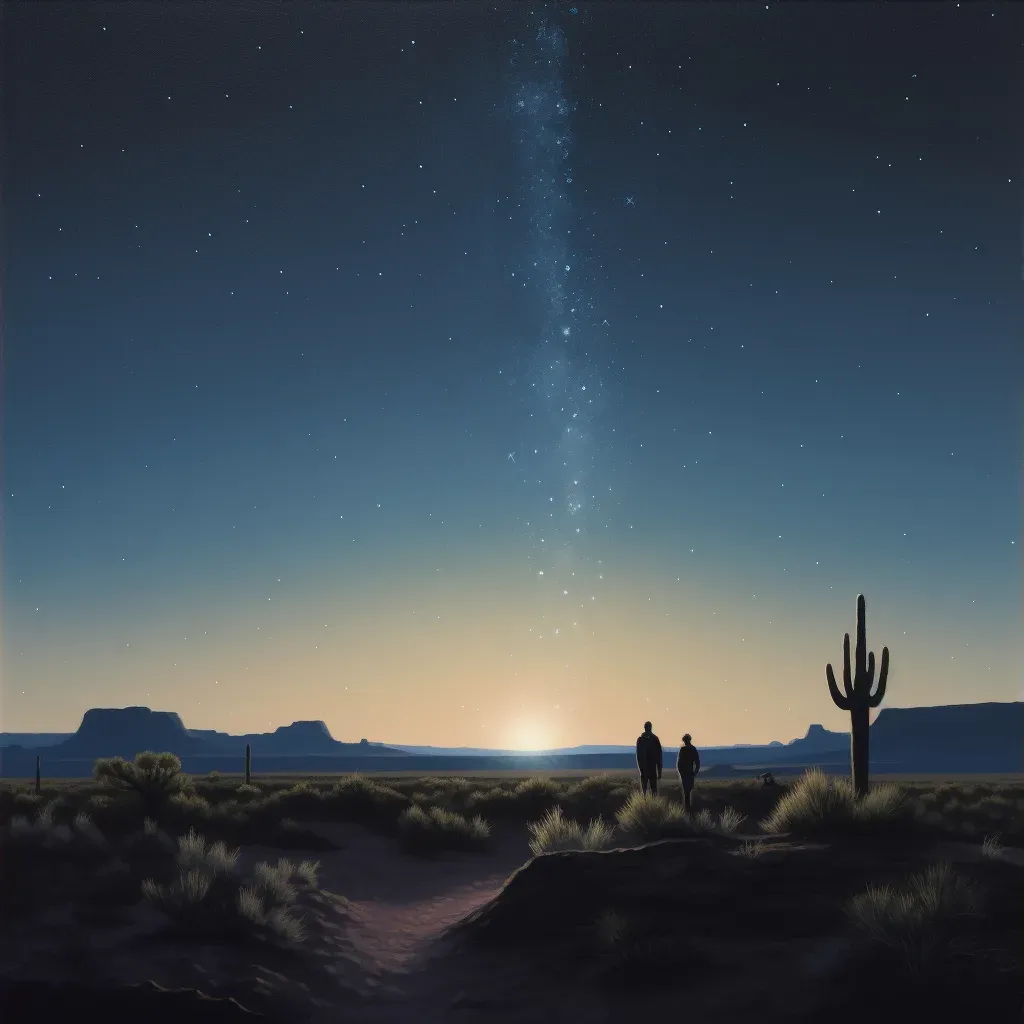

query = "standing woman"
[[676, 733, 701, 811]]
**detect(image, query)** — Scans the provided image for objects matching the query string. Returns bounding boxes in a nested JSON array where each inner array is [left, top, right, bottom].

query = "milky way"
[[508, 19, 610, 647]]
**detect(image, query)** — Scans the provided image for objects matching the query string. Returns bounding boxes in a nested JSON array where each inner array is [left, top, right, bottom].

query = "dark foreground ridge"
[[444, 835, 1022, 1022], [0, 979, 267, 1023]]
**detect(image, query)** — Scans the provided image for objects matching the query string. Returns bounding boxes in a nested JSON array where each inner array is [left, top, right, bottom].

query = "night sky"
[[4, 2, 1021, 749]]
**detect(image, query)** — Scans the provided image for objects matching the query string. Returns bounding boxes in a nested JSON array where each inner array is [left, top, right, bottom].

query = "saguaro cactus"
[[826, 594, 889, 798], [245, 743, 252, 785]]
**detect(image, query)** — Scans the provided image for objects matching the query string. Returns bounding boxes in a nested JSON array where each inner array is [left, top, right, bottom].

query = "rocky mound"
[[447, 836, 1022, 1022], [0, 979, 267, 1022]]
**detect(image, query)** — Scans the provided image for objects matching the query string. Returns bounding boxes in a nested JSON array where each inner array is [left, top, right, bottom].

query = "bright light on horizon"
[[504, 716, 554, 752]]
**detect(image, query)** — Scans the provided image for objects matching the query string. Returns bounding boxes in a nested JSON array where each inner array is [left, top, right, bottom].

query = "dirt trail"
[[239, 821, 538, 1021]]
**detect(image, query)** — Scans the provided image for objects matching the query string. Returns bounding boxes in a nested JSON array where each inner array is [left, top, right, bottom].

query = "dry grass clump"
[[463, 777, 563, 822], [614, 792, 687, 840], [559, 775, 632, 822], [716, 806, 746, 835], [2, 805, 121, 916], [684, 808, 718, 834], [845, 861, 981, 975], [527, 806, 617, 855], [980, 834, 1004, 859], [760, 768, 915, 838], [141, 828, 316, 947], [7, 803, 108, 852], [396, 805, 491, 855], [737, 838, 768, 859], [319, 777, 411, 824]]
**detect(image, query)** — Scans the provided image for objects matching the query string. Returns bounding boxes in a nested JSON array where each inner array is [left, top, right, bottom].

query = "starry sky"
[[4, 2, 1021, 749]]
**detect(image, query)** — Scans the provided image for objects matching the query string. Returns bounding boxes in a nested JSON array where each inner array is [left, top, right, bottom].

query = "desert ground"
[[1, 767, 1021, 1023]]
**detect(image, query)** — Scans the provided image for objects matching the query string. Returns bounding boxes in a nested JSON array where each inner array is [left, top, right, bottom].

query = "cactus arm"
[[869, 646, 889, 707], [866, 649, 876, 688], [855, 594, 867, 685], [826, 663, 851, 710], [841, 633, 854, 700]]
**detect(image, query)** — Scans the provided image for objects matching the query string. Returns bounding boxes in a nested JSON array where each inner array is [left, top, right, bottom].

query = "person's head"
[[643, 721, 652, 733], [682, 733, 692, 745]]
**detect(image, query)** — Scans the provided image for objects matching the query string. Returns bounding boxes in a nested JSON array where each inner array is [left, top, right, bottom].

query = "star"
[[625, 196, 635, 206], [508, 452, 516, 462]]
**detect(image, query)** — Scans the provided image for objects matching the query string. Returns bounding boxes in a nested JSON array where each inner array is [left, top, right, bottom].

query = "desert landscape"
[[6, 4, 1021, 1022], [2, 765, 1022, 1023]]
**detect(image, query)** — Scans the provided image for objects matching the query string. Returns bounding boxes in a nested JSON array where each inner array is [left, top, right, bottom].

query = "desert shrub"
[[716, 806, 746, 835], [760, 769, 915, 838], [980, 834, 1004, 859], [93, 751, 190, 814], [560, 776, 627, 822], [614, 792, 685, 840], [407, 776, 476, 802], [528, 806, 617, 856], [141, 828, 313, 947], [396, 805, 491, 855], [74, 819, 175, 910], [845, 862, 981, 975], [760, 769, 853, 835], [684, 808, 717, 834], [1, 807, 118, 916], [318, 777, 410, 826], [512, 777, 562, 808], [7, 804, 107, 853], [856, 781, 915, 824], [12, 791, 45, 814], [737, 838, 768, 858], [164, 791, 214, 825], [235, 783, 263, 799], [464, 786, 521, 820]]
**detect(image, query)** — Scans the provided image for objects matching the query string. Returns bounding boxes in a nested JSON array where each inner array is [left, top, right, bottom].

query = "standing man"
[[676, 733, 701, 811], [636, 721, 663, 796]]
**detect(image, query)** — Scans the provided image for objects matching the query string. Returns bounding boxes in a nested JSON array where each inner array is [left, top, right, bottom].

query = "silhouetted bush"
[[463, 777, 562, 822], [760, 768, 917, 838], [396, 805, 491, 855], [845, 861, 981, 975], [141, 828, 316, 947], [716, 806, 746, 835], [93, 752, 190, 815], [1, 805, 115, 915], [527, 806, 616, 855], [614, 792, 686, 840]]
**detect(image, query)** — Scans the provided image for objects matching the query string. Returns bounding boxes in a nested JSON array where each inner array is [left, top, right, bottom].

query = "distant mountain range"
[[0, 701, 1020, 777]]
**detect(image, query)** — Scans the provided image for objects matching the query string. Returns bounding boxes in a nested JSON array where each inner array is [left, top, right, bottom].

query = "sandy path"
[[237, 820, 536, 1020]]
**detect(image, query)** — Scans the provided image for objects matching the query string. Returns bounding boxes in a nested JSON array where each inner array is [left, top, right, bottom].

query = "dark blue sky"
[[4, 2, 1021, 746]]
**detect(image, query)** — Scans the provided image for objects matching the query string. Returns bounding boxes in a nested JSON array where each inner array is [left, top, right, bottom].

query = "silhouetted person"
[[636, 721, 663, 796], [676, 733, 701, 811]]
